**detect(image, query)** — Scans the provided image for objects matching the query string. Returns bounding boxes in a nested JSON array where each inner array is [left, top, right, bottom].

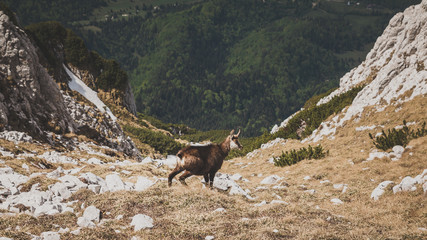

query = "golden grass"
[[0, 97, 426, 239]]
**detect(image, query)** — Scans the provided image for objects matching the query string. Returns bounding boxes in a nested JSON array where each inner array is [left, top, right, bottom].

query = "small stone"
[[303, 176, 311, 181], [371, 181, 394, 201], [77, 217, 96, 228], [134, 176, 155, 191], [273, 229, 279, 233], [230, 173, 243, 181], [105, 174, 125, 192], [304, 189, 316, 195], [331, 198, 343, 205], [88, 184, 101, 194], [213, 208, 226, 213], [88, 157, 103, 165], [40, 231, 60, 240], [83, 205, 101, 223], [131, 214, 154, 231], [270, 200, 288, 205], [254, 201, 267, 207], [205, 236, 215, 240], [70, 229, 81, 235], [58, 227, 70, 233], [260, 175, 282, 185]]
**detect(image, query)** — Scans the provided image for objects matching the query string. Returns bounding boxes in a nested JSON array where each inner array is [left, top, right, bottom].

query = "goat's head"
[[229, 129, 243, 150]]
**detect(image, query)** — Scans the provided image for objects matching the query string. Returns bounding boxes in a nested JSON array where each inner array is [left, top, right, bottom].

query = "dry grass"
[[0, 97, 426, 239], [19, 175, 59, 192]]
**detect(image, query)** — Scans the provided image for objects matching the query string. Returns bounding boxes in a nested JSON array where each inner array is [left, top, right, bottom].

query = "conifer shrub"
[[274, 145, 328, 167], [369, 120, 426, 151], [228, 85, 364, 158], [123, 125, 184, 155]]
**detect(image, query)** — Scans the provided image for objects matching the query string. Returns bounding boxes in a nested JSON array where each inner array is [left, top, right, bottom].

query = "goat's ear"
[[230, 129, 235, 135], [236, 129, 240, 137]]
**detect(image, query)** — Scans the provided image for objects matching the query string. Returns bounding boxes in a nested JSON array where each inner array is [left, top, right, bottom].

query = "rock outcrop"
[[304, 0, 427, 142], [0, 11, 141, 159], [0, 12, 75, 138], [317, 0, 427, 115]]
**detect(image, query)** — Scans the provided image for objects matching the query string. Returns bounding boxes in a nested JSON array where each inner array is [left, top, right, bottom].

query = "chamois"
[[168, 129, 243, 188]]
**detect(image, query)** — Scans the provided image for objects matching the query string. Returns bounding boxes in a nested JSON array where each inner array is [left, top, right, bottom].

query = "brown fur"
[[168, 130, 242, 188]]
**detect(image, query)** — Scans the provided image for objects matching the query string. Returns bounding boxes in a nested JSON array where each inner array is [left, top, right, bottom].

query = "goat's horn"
[[236, 129, 240, 136], [230, 129, 235, 135]]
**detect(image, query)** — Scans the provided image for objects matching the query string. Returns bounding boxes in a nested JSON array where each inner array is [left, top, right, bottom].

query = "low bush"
[[369, 120, 426, 151], [229, 86, 364, 158], [274, 145, 328, 167], [123, 125, 184, 155]]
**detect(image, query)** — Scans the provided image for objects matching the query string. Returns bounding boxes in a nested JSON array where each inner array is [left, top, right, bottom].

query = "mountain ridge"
[[0, 1, 426, 239]]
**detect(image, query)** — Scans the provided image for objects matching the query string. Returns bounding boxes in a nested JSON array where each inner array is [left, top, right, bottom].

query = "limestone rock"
[[260, 175, 282, 185], [134, 176, 155, 191], [393, 176, 418, 193], [303, 0, 427, 142], [331, 198, 343, 205], [105, 174, 125, 192], [371, 181, 394, 201], [40, 231, 60, 240], [0, 12, 75, 139], [131, 214, 154, 231], [83, 205, 101, 223]]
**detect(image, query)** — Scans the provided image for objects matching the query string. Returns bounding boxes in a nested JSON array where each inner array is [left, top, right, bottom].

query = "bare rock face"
[[317, 0, 427, 110], [0, 12, 141, 159], [0, 12, 75, 138], [300, 1, 427, 141]]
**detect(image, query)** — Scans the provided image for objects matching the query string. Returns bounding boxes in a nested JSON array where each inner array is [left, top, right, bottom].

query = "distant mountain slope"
[[0, 9, 141, 158], [3, 0, 420, 136], [305, 0, 427, 142]]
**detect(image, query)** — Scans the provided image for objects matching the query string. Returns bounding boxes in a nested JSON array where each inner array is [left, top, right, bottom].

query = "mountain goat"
[[168, 129, 243, 188]]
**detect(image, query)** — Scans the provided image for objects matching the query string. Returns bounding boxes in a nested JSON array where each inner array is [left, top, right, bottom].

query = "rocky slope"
[[273, 0, 427, 137], [0, 11, 140, 159], [0, 1, 426, 240], [308, 0, 427, 141], [0, 12, 75, 138]]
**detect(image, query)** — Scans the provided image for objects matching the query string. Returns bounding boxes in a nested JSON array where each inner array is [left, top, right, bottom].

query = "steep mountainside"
[[3, 0, 421, 136], [0, 11, 140, 158], [0, 13, 75, 139], [0, 1, 426, 240]]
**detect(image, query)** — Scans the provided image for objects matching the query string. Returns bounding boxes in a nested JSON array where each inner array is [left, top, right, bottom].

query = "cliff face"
[[273, 0, 427, 137], [0, 12, 75, 138], [307, 0, 427, 142], [318, 0, 427, 109], [0, 11, 141, 159]]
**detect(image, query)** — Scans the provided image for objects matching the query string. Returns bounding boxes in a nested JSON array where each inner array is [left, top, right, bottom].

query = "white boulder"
[[131, 214, 154, 231], [331, 198, 343, 205], [135, 176, 155, 191], [393, 176, 418, 193], [371, 181, 394, 201], [105, 174, 125, 192], [77, 216, 96, 228], [260, 175, 282, 185], [40, 231, 60, 240], [83, 205, 101, 223]]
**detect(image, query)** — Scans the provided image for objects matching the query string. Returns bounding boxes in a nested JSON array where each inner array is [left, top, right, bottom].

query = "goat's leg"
[[209, 171, 216, 189], [178, 171, 193, 186], [168, 167, 183, 187], [203, 174, 209, 187]]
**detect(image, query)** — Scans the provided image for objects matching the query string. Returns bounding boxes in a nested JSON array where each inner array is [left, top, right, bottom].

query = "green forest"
[[2, 0, 421, 136]]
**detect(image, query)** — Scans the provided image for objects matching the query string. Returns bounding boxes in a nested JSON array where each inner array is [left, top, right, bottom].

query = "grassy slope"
[[1, 97, 426, 239]]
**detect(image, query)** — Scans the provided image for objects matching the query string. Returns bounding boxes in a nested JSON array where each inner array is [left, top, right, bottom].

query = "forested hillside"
[[2, 0, 421, 136]]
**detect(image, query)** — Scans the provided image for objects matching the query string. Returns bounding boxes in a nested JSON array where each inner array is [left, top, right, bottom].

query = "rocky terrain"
[[0, 0, 427, 239]]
